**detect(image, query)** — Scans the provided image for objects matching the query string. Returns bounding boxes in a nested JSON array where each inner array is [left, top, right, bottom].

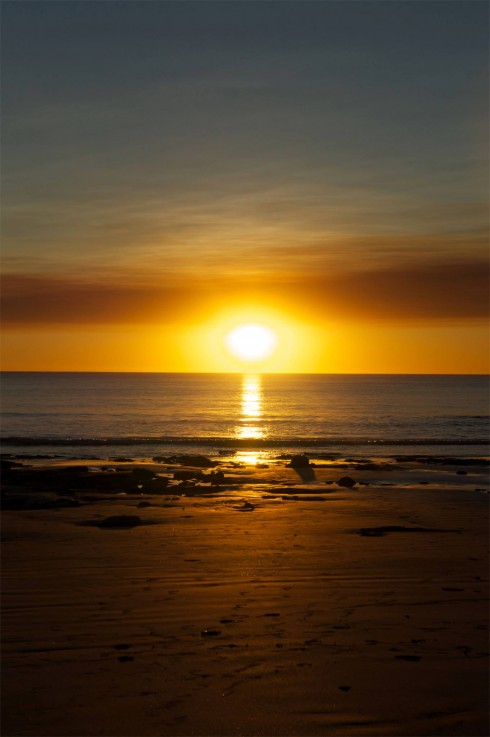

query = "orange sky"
[[1, 2, 488, 374]]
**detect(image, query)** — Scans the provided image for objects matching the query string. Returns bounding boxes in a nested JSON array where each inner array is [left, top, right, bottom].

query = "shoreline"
[[2, 454, 489, 735], [2, 451, 489, 498]]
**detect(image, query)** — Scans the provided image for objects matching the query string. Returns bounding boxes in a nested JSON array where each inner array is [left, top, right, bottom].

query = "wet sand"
[[2, 456, 489, 736]]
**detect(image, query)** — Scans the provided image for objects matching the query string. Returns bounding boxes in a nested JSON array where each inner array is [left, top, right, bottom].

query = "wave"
[[1, 435, 488, 447]]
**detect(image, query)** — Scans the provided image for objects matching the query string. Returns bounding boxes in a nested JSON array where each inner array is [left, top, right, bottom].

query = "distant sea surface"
[[1, 372, 488, 459]]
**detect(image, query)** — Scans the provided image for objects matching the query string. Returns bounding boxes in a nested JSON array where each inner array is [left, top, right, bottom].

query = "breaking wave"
[[1, 435, 488, 447]]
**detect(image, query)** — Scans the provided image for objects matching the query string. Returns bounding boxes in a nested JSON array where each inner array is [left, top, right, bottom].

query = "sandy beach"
[[1, 455, 488, 736]]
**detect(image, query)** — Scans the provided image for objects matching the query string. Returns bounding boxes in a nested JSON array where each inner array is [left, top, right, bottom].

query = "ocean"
[[1, 372, 488, 460]]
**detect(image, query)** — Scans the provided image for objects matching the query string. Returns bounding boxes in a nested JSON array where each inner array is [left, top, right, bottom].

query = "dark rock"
[[287, 455, 310, 469], [276, 487, 329, 495], [201, 629, 221, 637], [113, 457, 133, 462], [6, 454, 55, 460], [98, 473, 138, 490], [174, 484, 216, 496], [152, 475, 170, 485], [238, 501, 255, 511], [55, 494, 84, 506], [337, 476, 356, 488], [456, 470, 467, 475], [394, 456, 489, 467], [1, 493, 82, 510], [117, 655, 134, 662], [5, 468, 135, 492], [30, 467, 158, 494], [357, 525, 461, 537], [98, 515, 142, 528], [173, 470, 197, 481], [338, 686, 351, 692], [1, 459, 24, 471], [137, 501, 151, 508], [131, 468, 155, 480], [171, 455, 216, 468], [81, 472, 135, 491]]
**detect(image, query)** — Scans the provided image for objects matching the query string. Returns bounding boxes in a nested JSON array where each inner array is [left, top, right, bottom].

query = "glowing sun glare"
[[225, 323, 278, 362]]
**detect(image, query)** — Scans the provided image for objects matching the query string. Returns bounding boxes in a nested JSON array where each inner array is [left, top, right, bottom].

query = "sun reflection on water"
[[236, 451, 261, 465], [237, 374, 263, 440]]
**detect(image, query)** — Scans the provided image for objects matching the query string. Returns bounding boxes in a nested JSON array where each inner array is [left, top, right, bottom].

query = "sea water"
[[1, 373, 488, 460]]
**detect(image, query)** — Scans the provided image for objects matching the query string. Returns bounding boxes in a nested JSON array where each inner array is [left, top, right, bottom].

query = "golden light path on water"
[[237, 375, 263, 449]]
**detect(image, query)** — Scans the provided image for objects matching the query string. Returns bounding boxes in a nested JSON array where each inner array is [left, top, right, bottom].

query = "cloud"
[[2, 259, 488, 328], [0, 274, 205, 326], [288, 260, 490, 320]]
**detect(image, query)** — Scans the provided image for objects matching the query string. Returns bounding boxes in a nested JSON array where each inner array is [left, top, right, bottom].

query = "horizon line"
[[1, 370, 488, 377]]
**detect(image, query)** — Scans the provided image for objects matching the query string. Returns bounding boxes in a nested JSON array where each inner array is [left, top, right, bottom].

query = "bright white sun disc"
[[225, 323, 278, 362]]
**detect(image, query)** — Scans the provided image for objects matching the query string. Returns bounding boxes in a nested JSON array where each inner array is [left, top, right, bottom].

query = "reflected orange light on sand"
[[235, 451, 262, 465]]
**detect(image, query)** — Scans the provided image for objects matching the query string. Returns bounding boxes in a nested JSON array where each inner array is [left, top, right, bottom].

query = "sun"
[[225, 323, 278, 362]]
